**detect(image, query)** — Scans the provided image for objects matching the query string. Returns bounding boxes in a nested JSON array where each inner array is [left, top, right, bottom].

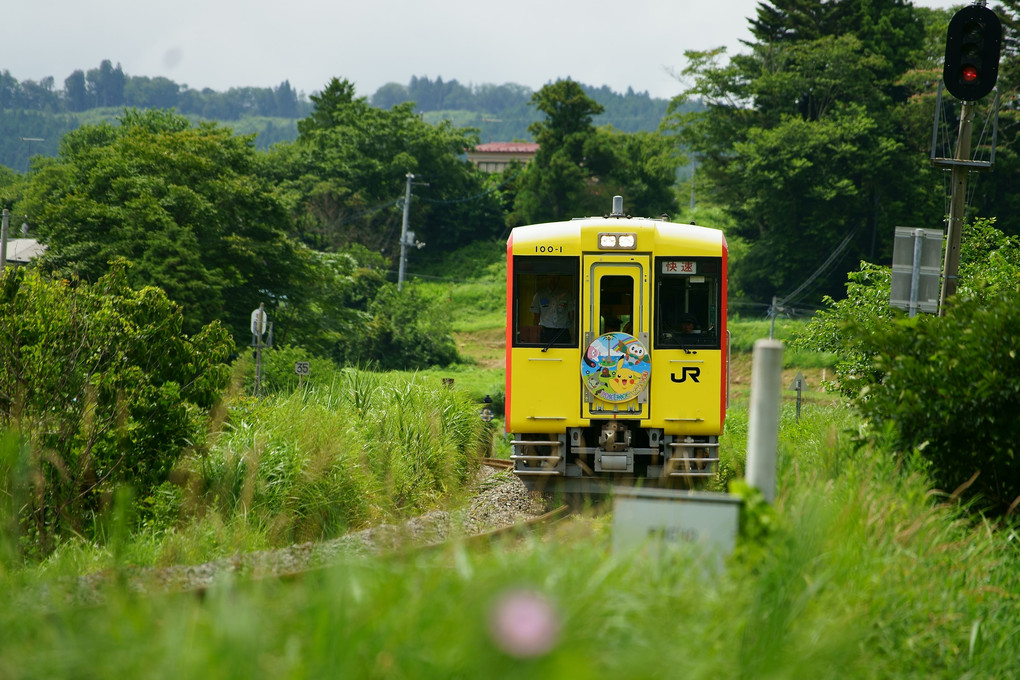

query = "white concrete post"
[[746, 339, 783, 502]]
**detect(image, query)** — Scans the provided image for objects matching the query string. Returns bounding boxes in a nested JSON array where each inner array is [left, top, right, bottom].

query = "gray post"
[[1, 209, 9, 270], [909, 228, 924, 317], [746, 339, 783, 503], [398, 173, 413, 291]]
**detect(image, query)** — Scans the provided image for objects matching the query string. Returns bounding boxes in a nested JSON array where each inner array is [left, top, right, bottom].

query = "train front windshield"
[[655, 256, 723, 349]]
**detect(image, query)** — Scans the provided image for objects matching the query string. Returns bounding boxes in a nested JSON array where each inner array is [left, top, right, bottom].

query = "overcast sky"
[[6, 0, 960, 100]]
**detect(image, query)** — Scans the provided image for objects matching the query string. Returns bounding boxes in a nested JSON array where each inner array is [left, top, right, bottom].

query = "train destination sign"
[[661, 260, 697, 275]]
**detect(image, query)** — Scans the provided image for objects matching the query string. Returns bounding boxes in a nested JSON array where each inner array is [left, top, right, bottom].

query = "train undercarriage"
[[511, 420, 720, 495]]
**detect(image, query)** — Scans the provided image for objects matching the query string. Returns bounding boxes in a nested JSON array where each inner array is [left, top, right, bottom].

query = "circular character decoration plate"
[[580, 332, 651, 402]]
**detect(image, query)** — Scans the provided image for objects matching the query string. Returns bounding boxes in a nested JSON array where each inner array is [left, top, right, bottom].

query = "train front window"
[[599, 275, 633, 334], [513, 256, 579, 347], [655, 257, 721, 349]]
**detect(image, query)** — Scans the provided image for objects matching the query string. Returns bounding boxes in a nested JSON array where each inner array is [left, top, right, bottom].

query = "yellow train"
[[505, 197, 729, 493]]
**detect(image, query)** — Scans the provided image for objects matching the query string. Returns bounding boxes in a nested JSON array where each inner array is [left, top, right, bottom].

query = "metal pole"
[[909, 228, 924, 318], [939, 100, 974, 316], [254, 302, 265, 397], [398, 173, 413, 291], [746, 339, 783, 503], [768, 296, 778, 340], [1, 209, 9, 270]]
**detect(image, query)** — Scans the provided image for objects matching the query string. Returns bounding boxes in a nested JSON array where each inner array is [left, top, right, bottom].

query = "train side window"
[[655, 257, 722, 349], [512, 256, 579, 347]]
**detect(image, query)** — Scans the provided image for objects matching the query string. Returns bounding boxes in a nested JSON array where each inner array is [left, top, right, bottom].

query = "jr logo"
[[670, 367, 701, 384]]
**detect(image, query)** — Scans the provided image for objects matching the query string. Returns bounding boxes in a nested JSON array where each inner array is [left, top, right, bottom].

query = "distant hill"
[[370, 76, 695, 143], [1, 66, 696, 171]]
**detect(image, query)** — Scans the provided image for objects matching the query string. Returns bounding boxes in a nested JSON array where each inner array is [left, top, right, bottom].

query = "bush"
[[852, 290, 1020, 514], [349, 284, 460, 369], [795, 218, 1020, 514], [0, 263, 233, 555]]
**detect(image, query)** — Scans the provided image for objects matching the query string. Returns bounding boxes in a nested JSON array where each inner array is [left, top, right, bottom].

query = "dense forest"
[[0, 63, 680, 169]]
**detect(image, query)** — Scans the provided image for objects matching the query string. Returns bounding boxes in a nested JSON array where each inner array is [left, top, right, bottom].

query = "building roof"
[[472, 142, 539, 154]]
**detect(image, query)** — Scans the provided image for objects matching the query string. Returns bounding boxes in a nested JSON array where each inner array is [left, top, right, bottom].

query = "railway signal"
[[943, 4, 1002, 101]]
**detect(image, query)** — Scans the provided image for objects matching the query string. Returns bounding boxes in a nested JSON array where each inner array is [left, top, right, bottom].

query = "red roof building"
[[467, 142, 539, 173]]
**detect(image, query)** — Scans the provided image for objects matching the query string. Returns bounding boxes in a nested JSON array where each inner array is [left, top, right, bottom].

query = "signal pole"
[[935, 3, 1001, 316], [938, 100, 974, 316]]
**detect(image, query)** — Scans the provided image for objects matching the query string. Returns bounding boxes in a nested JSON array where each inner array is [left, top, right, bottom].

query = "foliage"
[[264, 78, 504, 257], [184, 371, 490, 546], [851, 292, 1020, 514], [794, 218, 1020, 393], [26, 108, 311, 342], [351, 283, 460, 370], [0, 264, 233, 555], [372, 76, 679, 142], [411, 238, 505, 281], [5, 403, 1020, 678], [510, 80, 681, 226], [2, 61, 310, 119], [666, 1, 945, 304], [269, 247, 386, 360], [791, 261, 896, 395], [794, 218, 1020, 513]]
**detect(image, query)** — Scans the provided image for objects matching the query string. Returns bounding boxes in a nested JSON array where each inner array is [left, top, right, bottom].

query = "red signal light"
[[943, 5, 1002, 100]]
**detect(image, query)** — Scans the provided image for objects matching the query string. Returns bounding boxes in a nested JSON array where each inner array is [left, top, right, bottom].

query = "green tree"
[[510, 80, 681, 225], [511, 79, 605, 225], [85, 59, 126, 108], [265, 77, 503, 256], [63, 70, 87, 112], [28, 108, 309, 342], [668, 0, 939, 304], [0, 263, 232, 553]]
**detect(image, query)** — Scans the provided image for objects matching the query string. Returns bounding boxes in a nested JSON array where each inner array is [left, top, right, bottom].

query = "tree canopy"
[[27, 108, 310, 341], [265, 78, 505, 256], [511, 79, 681, 226], [667, 0, 945, 304]]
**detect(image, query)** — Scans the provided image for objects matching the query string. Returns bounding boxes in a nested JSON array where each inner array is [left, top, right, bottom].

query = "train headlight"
[[598, 232, 637, 250]]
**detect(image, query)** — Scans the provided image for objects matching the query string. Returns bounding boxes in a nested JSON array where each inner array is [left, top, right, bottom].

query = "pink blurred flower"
[[488, 589, 561, 658]]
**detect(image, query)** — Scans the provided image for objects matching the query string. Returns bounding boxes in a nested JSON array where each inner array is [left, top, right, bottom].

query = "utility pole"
[[938, 100, 974, 316], [398, 173, 413, 291], [397, 173, 428, 291]]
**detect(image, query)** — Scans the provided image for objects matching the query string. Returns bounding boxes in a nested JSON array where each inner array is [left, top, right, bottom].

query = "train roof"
[[508, 214, 726, 255]]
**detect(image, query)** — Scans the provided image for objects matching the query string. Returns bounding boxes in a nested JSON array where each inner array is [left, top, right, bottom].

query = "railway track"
[[72, 456, 565, 603]]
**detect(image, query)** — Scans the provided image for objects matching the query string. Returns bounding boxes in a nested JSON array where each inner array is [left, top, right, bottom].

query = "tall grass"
[[3, 400, 1019, 677], [0, 369, 493, 574], [190, 371, 489, 548]]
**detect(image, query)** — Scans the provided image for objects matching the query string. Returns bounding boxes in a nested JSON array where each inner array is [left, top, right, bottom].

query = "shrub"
[[852, 290, 1020, 514], [0, 263, 232, 554], [794, 218, 1020, 514]]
